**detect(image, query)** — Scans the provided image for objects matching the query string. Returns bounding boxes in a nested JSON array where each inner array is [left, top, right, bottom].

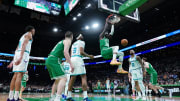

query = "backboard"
[[98, 0, 140, 22]]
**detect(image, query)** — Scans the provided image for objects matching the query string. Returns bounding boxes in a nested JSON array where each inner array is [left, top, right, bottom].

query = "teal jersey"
[[129, 55, 141, 70], [22, 74, 28, 82], [63, 62, 71, 74], [49, 40, 64, 59]]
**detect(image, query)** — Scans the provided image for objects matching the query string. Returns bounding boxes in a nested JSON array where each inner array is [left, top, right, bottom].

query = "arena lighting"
[[73, 17, 77, 21], [77, 13, 82, 17], [85, 25, 90, 30], [0, 41, 179, 66], [92, 23, 99, 28], [86, 3, 91, 8], [53, 27, 58, 32], [0, 29, 180, 61]]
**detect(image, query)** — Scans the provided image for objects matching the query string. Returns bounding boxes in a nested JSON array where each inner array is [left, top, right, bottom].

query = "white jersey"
[[71, 40, 85, 57], [63, 62, 71, 74], [17, 33, 33, 53], [106, 80, 110, 85], [129, 55, 141, 70]]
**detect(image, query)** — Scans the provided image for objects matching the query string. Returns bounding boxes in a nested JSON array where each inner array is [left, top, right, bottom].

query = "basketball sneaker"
[[66, 97, 75, 101], [110, 59, 121, 65], [7, 98, 14, 101], [83, 97, 92, 101], [117, 68, 128, 73]]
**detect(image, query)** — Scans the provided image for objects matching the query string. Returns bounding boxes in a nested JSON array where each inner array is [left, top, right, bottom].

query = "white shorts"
[[131, 68, 143, 81], [71, 56, 86, 76], [13, 51, 29, 72]]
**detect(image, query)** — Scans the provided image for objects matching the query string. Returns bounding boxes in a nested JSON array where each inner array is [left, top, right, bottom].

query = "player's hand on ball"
[[89, 55, 94, 59], [7, 61, 13, 69]]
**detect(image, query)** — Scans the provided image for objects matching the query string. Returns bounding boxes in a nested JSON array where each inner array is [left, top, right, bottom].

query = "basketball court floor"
[[1, 93, 180, 101]]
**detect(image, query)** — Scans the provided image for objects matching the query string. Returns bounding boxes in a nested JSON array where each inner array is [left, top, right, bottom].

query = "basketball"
[[121, 39, 128, 46]]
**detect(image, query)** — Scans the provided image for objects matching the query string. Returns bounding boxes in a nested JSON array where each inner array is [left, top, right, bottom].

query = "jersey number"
[[72, 47, 77, 54], [132, 62, 135, 67]]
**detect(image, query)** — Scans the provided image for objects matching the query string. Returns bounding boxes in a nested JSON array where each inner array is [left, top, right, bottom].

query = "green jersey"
[[111, 82, 114, 88], [144, 62, 157, 74], [97, 82, 101, 87], [49, 40, 64, 59], [100, 38, 109, 50], [22, 74, 28, 82]]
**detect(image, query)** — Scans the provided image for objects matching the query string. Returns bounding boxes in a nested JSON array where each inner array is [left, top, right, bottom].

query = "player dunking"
[[99, 14, 127, 73], [46, 31, 74, 101], [128, 50, 146, 100], [67, 34, 94, 101], [19, 71, 29, 99], [7, 26, 35, 101], [142, 57, 163, 97]]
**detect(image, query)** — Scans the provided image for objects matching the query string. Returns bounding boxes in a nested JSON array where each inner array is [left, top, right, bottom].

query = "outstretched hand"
[[89, 55, 94, 59], [7, 61, 13, 69]]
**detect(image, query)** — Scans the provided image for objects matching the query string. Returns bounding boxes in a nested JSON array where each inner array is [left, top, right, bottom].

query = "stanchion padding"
[[119, 0, 148, 16]]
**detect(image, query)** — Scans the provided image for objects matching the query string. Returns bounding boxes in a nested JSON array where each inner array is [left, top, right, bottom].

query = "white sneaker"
[[54, 97, 60, 101], [49, 97, 55, 101], [142, 96, 146, 100], [135, 96, 141, 100]]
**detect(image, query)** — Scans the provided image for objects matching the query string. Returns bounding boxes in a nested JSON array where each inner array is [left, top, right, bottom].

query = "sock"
[[112, 46, 119, 60], [67, 91, 72, 98], [54, 94, 61, 101], [51, 93, 56, 98], [64, 83, 68, 96], [113, 54, 117, 60], [138, 92, 142, 97], [133, 91, 135, 96], [9, 91, 14, 100], [83, 91, 88, 99], [14, 91, 19, 100]]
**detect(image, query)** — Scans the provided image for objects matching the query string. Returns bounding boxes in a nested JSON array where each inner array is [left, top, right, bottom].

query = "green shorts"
[[101, 48, 113, 59], [97, 86, 101, 90], [45, 56, 65, 80], [150, 73, 157, 85], [100, 38, 113, 59], [21, 81, 26, 88]]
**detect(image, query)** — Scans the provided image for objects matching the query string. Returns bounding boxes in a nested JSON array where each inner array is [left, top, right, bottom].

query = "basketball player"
[[49, 58, 71, 101], [99, 14, 128, 73], [19, 71, 29, 99], [128, 50, 146, 100], [45, 31, 74, 101], [67, 34, 94, 101], [142, 57, 163, 97], [106, 78, 110, 93], [7, 26, 35, 101], [97, 80, 101, 95]]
